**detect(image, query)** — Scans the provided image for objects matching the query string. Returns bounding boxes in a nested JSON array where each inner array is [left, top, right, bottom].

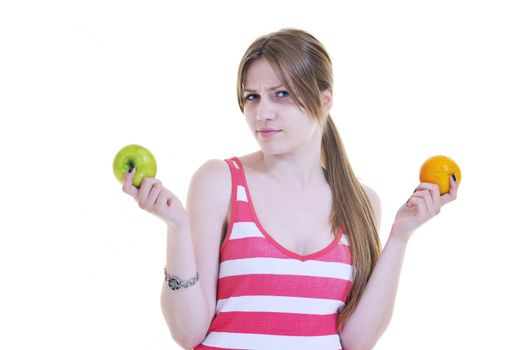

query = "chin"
[[258, 143, 297, 158]]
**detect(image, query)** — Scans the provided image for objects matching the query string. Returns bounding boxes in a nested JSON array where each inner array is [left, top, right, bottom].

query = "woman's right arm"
[[122, 159, 231, 349]]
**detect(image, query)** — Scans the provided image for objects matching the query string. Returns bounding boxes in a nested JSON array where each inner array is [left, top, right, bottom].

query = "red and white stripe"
[[195, 158, 353, 350], [201, 332, 343, 350]]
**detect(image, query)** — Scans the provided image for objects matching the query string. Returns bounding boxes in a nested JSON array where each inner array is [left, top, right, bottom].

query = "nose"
[[255, 97, 276, 121]]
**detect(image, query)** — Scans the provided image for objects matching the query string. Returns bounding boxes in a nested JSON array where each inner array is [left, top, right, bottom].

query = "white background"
[[1, 1, 524, 349]]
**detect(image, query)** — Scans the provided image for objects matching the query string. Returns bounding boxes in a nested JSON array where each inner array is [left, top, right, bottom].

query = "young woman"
[[122, 28, 458, 350]]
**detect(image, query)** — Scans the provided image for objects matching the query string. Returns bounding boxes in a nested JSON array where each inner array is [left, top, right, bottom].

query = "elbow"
[[164, 311, 211, 350], [340, 324, 388, 350], [169, 329, 206, 350], [161, 295, 211, 349], [341, 338, 376, 350], [163, 311, 208, 349], [163, 314, 211, 349], [179, 339, 202, 350], [340, 327, 387, 350]]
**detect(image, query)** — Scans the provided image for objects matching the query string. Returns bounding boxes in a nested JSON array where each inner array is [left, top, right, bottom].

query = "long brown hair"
[[236, 28, 382, 329]]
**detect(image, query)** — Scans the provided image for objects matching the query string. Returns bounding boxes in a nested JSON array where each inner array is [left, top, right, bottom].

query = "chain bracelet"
[[164, 268, 199, 291]]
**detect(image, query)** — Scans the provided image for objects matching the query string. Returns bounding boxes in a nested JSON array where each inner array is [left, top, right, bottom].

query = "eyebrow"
[[243, 85, 285, 93]]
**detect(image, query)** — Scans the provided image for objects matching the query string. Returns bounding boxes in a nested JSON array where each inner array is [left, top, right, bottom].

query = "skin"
[[238, 58, 337, 254], [122, 58, 458, 350]]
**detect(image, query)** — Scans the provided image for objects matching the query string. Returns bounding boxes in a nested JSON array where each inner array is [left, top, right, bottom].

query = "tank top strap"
[[224, 157, 253, 223]]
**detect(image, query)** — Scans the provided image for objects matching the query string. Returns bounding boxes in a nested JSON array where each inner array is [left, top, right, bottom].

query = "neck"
[[256, 147, 326, 190]]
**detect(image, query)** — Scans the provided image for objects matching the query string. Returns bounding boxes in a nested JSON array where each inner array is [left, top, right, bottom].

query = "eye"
[[243, 94, 259, 102], [276, 90, 289, 98]]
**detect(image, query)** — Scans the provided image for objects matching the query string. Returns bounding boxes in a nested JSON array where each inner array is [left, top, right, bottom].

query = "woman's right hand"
[[122, 168, 189, 229]]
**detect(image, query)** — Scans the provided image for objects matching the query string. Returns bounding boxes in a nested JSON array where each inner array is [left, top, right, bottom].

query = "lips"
[[257, 128, 282, 138], [257, 127, 281, 132]]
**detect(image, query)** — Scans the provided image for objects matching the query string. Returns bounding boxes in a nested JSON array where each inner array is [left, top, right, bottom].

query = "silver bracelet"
[[164, 268, 199, 291]]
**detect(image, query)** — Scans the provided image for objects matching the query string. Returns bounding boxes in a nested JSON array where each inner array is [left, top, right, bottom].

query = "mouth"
[[257, 129, 282, 138]]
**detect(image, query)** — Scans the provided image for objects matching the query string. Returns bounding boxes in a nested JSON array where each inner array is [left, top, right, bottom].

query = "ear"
[[321, 89, 333, 114]]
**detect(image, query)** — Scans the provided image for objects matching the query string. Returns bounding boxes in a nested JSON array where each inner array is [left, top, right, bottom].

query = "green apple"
[[113, 144, 157, 187]]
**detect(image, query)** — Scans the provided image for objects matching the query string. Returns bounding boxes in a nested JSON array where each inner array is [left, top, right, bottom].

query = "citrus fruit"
[[113, 144, 157, 187], [419, 155, 461, 195]]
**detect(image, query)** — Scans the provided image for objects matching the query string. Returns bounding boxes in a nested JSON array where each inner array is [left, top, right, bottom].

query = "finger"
[[412, 190, 434, 215], [441, 174, 459, 205], [154, 189, 170, 215], [416, 183, 441, 204], [122, 167, 138, 198], [416, 183, 441, 214], [137, 177, 160, 209], [144, 181, 163, 210], [406, 196, 424, 214], [166, 191, 180, 208]]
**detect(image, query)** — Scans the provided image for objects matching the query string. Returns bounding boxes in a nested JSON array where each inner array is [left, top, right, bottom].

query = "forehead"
[[243, 59, 283, 90]]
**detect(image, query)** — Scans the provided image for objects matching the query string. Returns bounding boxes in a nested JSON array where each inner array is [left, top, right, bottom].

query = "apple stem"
[[128, 162, 135, 173]]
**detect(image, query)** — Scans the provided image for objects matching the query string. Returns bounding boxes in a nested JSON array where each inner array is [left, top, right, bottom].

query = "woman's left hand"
[[391, 175, 459, 242]]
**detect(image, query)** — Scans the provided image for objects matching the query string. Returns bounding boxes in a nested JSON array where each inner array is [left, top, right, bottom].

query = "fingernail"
[[452, 174, 456, 182], [128, 164, 135, 173]]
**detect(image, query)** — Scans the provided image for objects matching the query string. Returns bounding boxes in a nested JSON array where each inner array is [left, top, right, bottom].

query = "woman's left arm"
[[340, 176, 458, 350]]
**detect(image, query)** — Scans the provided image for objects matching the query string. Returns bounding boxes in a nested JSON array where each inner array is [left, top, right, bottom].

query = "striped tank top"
[[195, 157, 353, 350]]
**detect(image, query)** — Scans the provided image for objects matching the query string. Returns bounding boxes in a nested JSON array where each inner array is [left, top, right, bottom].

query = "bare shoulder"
[[361, 183, 380, 207], [191, 158, 230, 182], [186, 159, 232, 245], [188, 159, 231, 202], [361, 183, 381, 227]]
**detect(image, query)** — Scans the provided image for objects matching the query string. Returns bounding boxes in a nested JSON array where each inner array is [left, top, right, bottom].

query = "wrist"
[[167, 219, 190, 234], [389, 224, 414, 245], [164, 223, 197, 278], [164, 268, 199, 291], [166, 223, 192, 250]]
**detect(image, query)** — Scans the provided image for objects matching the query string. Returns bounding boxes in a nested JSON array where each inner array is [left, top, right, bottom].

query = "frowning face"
[[242, 58, 330, 158]]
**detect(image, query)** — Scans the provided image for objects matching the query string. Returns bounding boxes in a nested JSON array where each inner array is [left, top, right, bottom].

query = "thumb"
[[122, 167, 139, 198]]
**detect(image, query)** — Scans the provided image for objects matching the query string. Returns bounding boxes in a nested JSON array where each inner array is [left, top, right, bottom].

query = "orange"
[[419, 155, 462, 195]]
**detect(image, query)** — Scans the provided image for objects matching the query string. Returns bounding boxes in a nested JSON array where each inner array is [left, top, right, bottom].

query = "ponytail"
[[237, 29, 382, 330], [322, 115, 382, 330]]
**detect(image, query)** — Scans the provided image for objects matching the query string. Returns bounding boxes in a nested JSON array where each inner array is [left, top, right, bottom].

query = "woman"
[[122, 28, 458, 350]]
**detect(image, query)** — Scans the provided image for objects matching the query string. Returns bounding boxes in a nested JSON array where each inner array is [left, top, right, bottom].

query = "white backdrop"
[[1, 1, 524, 349]]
